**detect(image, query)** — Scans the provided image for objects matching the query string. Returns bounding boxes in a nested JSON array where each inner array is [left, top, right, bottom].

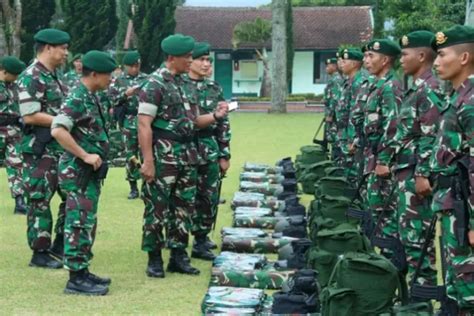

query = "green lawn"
[[0, 112, 321, 315]]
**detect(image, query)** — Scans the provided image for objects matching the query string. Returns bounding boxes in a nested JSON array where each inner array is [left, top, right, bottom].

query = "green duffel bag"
[[324, 167, 345, 177], [390, 302, 433, 316], [307, 247, 339, 288], [314, 195, 356, 224], [297, 145, 328, 165], [300, 173, 319, 195], [308, 215, 340, 238], [313, 223, 369, 253], [321, 251, 403, 316], [315, 176, 352, 198]]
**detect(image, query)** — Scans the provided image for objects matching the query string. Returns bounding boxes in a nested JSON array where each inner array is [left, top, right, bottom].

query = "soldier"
[[109, 50, 148, 199], [387, 31, 442, 287], [51, 50, 116, 296], [137, 34, 228, 278], [363, 39, 403, 253], [63, 54, 82, 89], [18, 28, 70, 269], [184, 42, 231, 261], [323, 57, 342, 158], [0, 56, 27, 214], [430, 25, 474, 312]]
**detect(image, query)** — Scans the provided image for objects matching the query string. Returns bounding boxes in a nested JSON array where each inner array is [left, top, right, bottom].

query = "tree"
[[20, 0, 56, 62], [232, 18, 272, 97], [132, 0, 177, 73], [286, 0, 294, 89], [116, 0, 130, 53], [60, 0, 118, 54], [271, 0, 287, 113], [0, 0, 22, 57]]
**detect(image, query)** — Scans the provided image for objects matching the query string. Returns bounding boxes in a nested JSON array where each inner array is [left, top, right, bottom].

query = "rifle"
[[312, 119, 327, 150], [212, 172, 226, 231], [453, 157, 470, 247]]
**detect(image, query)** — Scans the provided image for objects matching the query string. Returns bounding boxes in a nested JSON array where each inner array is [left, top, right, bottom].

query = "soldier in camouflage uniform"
[[52, 50, 116, 296], [430, 25, 474, 312], [0, 56, 27, 215], [363, 39, 403, 254], [18, 28, 70, 269], [137, 34, 228, 278], [109, 50, 148, 199], [62, 54, 82, 89], [388, 31, 442, 287], [184, 42, 231, 261], [323, 57, 342, 157]]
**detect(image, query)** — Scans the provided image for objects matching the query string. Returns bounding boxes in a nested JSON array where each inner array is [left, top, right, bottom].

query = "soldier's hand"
[[415, 176, 432, 197], [83, 154, 102, 171], [348, 143, 356, 155], [325, 116, 333, 123], [469, 230, 474, 247], [219, 158, 230, 175], [125, 86, 139, 97], [215, 102, 229, 119], [141, 160, 155, 183], [375, 164, 390, 178]]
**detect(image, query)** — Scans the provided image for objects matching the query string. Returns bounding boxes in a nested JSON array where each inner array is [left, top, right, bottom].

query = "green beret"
[[161, 34, 195, 56], [34, 28, 70, 45], [0, 56, 26, 75], [342, 48, 364, 61], [71, 54, 83, 62], [192, 42, 211, 59], [400, 31, 435, 49], [362, 41, 373, 53], [368, 39, 401, 56], [122, 50, 141, 65], [336, 48, 345, 58], [432, 25, 474, 50], [82, 50, 117, 73], [325, 58, 338, 65]]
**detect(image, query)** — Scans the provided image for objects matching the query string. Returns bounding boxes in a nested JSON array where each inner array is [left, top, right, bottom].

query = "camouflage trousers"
[[192, 161, 220, 236], [440, 211, 474, 311], [59, 156, 102, 271], [396, 167, 436, 285], [142, 162, 197, 251], [23, 153, 66, 251], [122, 127, 140, 181], [0, 130, 23, 198], [367, 173, 399, 254]]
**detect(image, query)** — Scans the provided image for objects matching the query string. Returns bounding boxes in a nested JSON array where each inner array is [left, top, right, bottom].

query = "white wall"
[[291, 51, 325, 95]]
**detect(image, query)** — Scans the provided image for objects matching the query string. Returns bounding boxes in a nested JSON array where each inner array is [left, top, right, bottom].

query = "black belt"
[[197, 129, 215, 138], [0, 116, 20, 126], [152, 128, 194, 143]]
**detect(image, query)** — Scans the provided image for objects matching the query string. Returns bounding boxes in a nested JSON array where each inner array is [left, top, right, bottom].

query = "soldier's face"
[[172, 53, 193, 74], [325, 64, 336, 74], [73, 59, 83, 73], [366, 52, 384, 76], [95, 72, 113, 90], [190, 55, 211, 77], [48, 44, 69, 66], [400, 48, 418, 75], [0, 70, 18, 82], [363, 52, 370, 69], [126, 63, 140, 76], [434, 47, 463, 81], [207, 66, 213, 78]]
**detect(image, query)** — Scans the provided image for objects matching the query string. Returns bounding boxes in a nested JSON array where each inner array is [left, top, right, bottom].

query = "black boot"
[[192, 235, 216, 261], [49, 234, 64, 259], [146, 250, 165, 278], [127, 181, 139, 199], [14, 195, 27, 215], [167, 248, 200, 275], [64, 269, 108, 296], [86, 269, 112, 285], [29, 251, 63, 269], [205, 236, 218, 250]]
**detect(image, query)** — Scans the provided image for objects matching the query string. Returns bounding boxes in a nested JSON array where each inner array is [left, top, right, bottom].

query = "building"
[[175, 6, 373, 99]]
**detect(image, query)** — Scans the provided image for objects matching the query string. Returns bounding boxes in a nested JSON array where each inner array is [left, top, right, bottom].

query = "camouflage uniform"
[[53, 83, 109, 271], [62, 70, 81, 90], [430, 76, 474, 309], [363, 69, 403, 244], [18, 61, 67, 251], [109, 72, 148, 182], [385, 69, 443, 285], [324, 72, 343, 145], [184, 75, 231, 236], [0, 80, 24, 198], [138, 67, 199, 251]]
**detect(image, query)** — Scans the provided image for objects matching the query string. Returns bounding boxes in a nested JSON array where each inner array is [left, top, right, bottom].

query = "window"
[[314, 51, 338, 84], [313, 52, 321, 83], [240, 60, 258, 78]]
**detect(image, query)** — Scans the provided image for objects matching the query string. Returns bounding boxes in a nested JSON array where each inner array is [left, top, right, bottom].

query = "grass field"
[[0, 112, 321, 315]]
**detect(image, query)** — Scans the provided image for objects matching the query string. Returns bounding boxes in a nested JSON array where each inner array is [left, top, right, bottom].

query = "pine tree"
[[60, 0, 118, 53], [132, 0, 177, 73]]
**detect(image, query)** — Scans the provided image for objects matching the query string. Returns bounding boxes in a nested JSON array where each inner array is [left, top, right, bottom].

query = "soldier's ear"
[[459, 51, 471, 67]]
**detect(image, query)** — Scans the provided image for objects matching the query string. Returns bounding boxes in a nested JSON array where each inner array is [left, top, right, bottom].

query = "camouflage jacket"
[[324, 73, 343, 119], [0, 80, 21, 135], [388, 69, 444, 174], [341, 70, 368, 141], [430, 76, 474, 217], [363, 69, 403, 173], [62, 69, 81, 90], [52, 83, 110, 160], [350, 74, 376, 147], [183, 75, 231, 162], [18, 61, 68, 155], [109, 72, 148, 130], [138, 67, 199, 166]]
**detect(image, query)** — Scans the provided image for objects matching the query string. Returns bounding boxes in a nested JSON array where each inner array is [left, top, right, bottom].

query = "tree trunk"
[[12, 0, 22, 57], [270, 0, 287, 113], [0, 10, 7, 56], [257, 48, 272, 98], [0, 0, 22, 57]]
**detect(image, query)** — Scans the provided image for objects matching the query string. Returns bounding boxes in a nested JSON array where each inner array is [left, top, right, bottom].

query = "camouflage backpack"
[[201, 286, 266, 314]]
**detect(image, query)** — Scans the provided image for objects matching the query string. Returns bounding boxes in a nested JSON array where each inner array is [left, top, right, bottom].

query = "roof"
[[175, 6, 373, 50]]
